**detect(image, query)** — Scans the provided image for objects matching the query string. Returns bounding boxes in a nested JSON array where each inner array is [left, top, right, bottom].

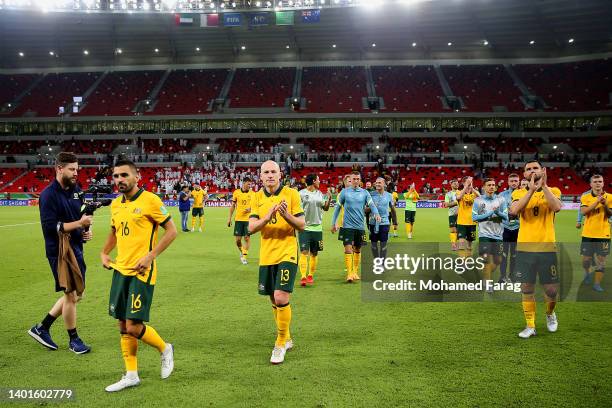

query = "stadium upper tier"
[[4, 59, 608, 116]]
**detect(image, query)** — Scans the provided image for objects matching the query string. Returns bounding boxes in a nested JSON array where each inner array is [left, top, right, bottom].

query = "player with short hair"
[[228, 177, 254, 265], [101, 159, 177, 391], [443, 179, 460, 251], [456, 176, 480, 256], [510, 160, 562, 339], [472, 178, 508, 293], [298, 174, 331, 286], [404, 183, 419, 239], [580, 174, 612, 292], [190, 184, 207, 232], [520, 179, 529, 190], [331, 171, 381, 282], [498, 173, 521, 282], [249, 160, 305, 365], [369, 177, 396, 259]]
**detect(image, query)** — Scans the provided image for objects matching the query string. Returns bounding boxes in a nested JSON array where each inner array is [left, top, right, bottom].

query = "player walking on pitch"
[[510, 161, 562, 339], [101, 159, 177, 391], [249, 160, 305, 364], [579, 174, 612, 292], [298, 174, 331, 286], [331, 171, 381, 282], [228, 177, 255, 265], [472, 178, 508, 293]]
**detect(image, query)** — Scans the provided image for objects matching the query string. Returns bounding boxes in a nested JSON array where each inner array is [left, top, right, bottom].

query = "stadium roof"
[[1, 0, 611, 69]]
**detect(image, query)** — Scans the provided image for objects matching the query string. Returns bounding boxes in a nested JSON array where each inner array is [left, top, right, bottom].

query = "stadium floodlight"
[[161, 0, 175, 7], [49, 51, 55, 56], [241, 45, 246, 50], [83, 49, 89, 55], [371, 43, 376, 47], [18, 51, 24, 57], [116, 48, 123, 54], [483, 40, 488, 46], [447, 42, 452, 46], [412, 42, 417, 47], [553, 145, 558, 149], [154, 48, 159, 53], [568, 38, 574, 44], [529, 40, 535, 45], [196, 47, 200, 51], [332, 44, 336, 48]]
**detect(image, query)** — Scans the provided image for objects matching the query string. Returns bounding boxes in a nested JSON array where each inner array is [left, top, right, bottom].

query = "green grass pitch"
[[0, 206, 610, 407]]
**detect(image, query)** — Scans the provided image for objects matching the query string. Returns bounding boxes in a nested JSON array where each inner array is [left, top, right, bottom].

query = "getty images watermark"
[[360, 243, 611, 302]]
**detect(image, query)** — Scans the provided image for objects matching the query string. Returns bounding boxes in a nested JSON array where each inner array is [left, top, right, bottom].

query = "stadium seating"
[[441, 65, 525, 112], [371, 66, 445, 112], [301, 66, 369, 112], [217, 138, 288, 153], [10, 72, 101, 117], [513, 60, 612, 111], [0, 74, 37, 106], [1, 140, 50, 155], [470, 137, 542, 153], [548, 136, 611, 153], [148, 69, 229, 115], [386, 137, 455, 153], [297, 137, 372, 153], [141, 138, 209, 153], [227, 68, 295, 108], [79, 70, 164, 116]]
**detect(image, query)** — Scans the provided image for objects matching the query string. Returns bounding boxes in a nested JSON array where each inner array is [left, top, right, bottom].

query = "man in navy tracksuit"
[[178, 185, 192, 232], [28, 152, 93, 354]]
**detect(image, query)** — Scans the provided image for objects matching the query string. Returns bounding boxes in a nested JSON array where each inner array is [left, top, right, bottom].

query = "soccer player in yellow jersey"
[[101, 159, 178, 392], [228, 177, 255, 265], [510, 161, 562, 339], [190, 184, 207, 232], [249, 160, 305, 364], [580, 174, 612, 292], [404, 183, 419, 239], [456, 176, 480, 256]]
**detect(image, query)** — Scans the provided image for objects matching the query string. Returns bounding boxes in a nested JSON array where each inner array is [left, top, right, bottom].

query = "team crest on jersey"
[[73, 193, 79, 200]]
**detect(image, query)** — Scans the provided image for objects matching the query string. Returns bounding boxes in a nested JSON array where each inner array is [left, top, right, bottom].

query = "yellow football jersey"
[[512, 187, 561, 252], [232, 188, 255, 222], [192, 189, 206, 208], [457, 192, 476, 226], [392, 192, 399, 204], [109, 189, 171, 285], [581, 192, 612, 239], [250, 186, 304, 266]]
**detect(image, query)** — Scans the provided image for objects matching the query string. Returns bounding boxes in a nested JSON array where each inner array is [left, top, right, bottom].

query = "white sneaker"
[[191, 227, 195, 232], [270, 345, 286, 364], [546, 312, 558, 333], [408, 233, 412, 239], [198, 227, 203, 232], [105, 374, 140, 392], [518, 327, 537, 339], [285, 339, 293, 351], [161, 343, 174, 379], [240, 255, 248, 265]]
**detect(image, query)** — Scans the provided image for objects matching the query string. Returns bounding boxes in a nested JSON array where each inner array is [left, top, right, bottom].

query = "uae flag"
[[201, 13, 220, 27], [175, 14, 194, 26]]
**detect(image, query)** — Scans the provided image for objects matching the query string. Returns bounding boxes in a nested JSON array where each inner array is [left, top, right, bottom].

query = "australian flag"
[[301, 9, 321, 23]]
